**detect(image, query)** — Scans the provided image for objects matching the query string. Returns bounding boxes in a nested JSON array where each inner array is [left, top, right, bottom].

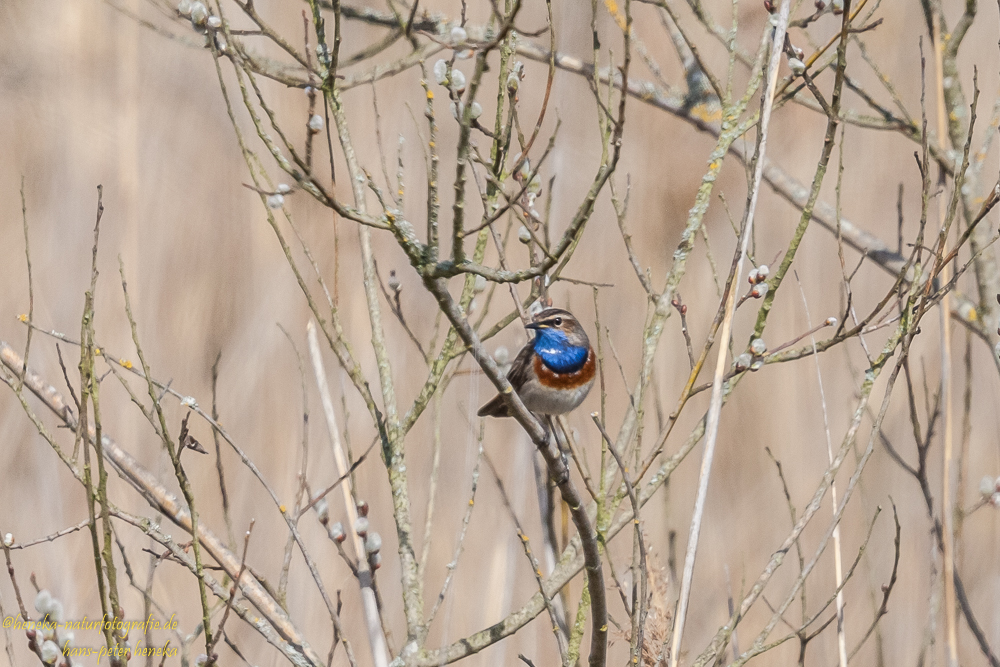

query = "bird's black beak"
[[525, 321, 544, 330]]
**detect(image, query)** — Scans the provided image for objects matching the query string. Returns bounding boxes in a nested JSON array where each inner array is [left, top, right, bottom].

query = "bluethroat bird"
[[478, 308, 596, 418]]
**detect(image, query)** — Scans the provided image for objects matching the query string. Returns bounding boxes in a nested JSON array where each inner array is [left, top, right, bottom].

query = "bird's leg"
[[539, 413, 553, 441], [540, 415, 564, 478]]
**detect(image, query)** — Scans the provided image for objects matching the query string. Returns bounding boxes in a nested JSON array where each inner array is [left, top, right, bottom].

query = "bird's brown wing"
[[477, 344, 534, 417]]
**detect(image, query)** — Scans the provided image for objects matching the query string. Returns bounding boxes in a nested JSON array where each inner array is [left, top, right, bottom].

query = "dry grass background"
[[1, 0, 999, 665]]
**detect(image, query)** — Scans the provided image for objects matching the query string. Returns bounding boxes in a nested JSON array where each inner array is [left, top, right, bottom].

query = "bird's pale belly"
[[518, 375, 595, 415]]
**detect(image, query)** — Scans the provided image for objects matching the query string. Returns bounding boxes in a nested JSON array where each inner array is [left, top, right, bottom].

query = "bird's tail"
[[476, 394, 510, 417]]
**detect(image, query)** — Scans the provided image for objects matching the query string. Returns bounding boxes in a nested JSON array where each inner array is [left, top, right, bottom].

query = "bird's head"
[[526, 308, 590, 350]]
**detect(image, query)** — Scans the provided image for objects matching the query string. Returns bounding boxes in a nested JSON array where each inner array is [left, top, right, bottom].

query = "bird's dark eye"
[[553, 317, 562, 326]]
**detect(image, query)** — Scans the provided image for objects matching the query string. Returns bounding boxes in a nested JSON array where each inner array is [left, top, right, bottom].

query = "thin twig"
[[795, 272, 847, 667], [6, 520, 90, 549], [307, 321, 389, 667], [206, 520, 255, 663], [17, 178, 32, 392], [669, 2, 790, 663]]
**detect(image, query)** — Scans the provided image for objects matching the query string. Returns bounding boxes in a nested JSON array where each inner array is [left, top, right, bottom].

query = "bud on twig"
[[315, 498, 330, 525], [433, 60, 449, 85], [450, 69, 467, 94], [35, 590, 53, 615], [330, 522, 346, 543], [40, 640, 61, 664], [749, 265, 769, 285], [507, 62, 524, 94], [734, 352, 752, 372], [189, 1, 208, 25], [449, 26, 467, 46]]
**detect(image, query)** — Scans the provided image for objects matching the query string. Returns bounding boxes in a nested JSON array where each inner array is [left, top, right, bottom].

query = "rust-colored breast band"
[[534, 349, 596, 389]]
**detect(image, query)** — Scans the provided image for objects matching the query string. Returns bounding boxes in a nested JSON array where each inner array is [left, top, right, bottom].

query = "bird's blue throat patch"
[[533, 329, 588, 373]]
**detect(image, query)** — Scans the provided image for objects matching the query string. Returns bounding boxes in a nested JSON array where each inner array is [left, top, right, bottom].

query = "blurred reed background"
[[0, 0, 998, 665]]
